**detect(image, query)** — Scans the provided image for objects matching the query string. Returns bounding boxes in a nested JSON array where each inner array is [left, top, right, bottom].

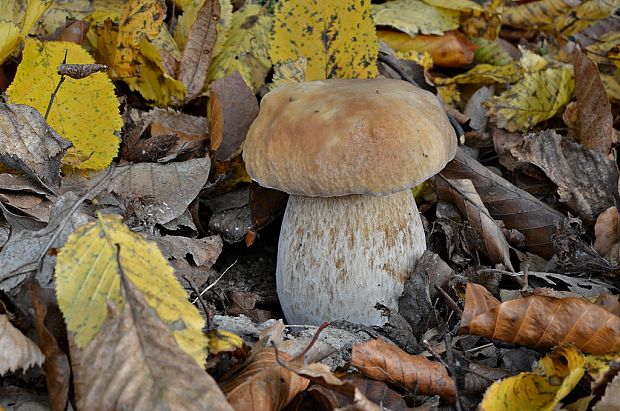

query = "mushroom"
[[242, 78, 457, 326]]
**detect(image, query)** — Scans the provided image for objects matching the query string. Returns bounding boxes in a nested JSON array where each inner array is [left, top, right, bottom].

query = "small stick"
[[45, 50, 68, 120], [423, 339, 462, 411], [444, 334, 463, 411], [191, 260, 237, 304], [183, 274, 212, 328], [434, 284, 463, 318]]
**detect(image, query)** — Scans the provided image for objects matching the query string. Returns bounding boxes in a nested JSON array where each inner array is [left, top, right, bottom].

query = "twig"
[[434, 284, 463, 319], [191, 260, 237, 304], [444, 334, 463, 411], [44, 50, 68, 120], [291, 321, 330, 361], [183, 274, 212, 328]]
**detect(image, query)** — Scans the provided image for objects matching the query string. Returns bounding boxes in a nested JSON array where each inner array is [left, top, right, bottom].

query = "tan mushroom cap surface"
[[243, 77, 457, 197]]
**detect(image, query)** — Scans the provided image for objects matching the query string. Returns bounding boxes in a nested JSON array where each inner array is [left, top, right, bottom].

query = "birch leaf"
[[270, 0, 378, 81], [56, 214, 208, 366], [6, 39, 122, 171], [486, 66, 574, 132]]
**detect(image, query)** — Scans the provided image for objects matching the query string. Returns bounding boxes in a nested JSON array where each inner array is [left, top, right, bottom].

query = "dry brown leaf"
[[594, 206, 619, 257], [440, 148, 565, 258], [208, 71, 259, 161], [309, 375, 407, 411], [350, 339, 456, 403], [594, 372, 620, 411], [219, 348, 309, 411], [147, 234, 222, 268], [228, 290, 273, 323], [436, 178, 514, 271], [71, 264, 233, 411], [249, 182, 288, 230], [460, 283, 620, 354], [0, 314, 45, 376], [178, 0, 220, 101], [30, 283, 70, 411], [510, 129, 617, 224], [573, 49, 614, 153], [0, 103, 71, 189]]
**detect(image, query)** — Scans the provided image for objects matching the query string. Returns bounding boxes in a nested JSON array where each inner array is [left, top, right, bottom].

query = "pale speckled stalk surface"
[[277, 190, 425, 326]]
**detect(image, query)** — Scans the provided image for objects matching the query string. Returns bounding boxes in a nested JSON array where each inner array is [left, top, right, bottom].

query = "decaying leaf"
[[30, 283, 70, 411], [177, 0, 220, 101], [56, 214, 208, 365], [71, 260, 233, 411], [436, 178, 514, 271], [0, 103, 71, 189], [460, 283, 620, 354], [509, 129, 617, 224], [481, 345, 587, 411], [594, 207, 619, 258], [206, 4, 271, 92], [208, 71, 259, 161], [372, 0, 460, 37], [220, 344, 310, 411], [270, 0, 378, 81], [573, 49, 614, 153], [0, 314, 45, 376], [309, 375, 407, 411], [147, 234, 222, 268], [350, 338, 456, 402], [378, 30, 475, 68], [7, 39, 122, 171], [440, 148, 565, 258], [486, 66, 574, 132]]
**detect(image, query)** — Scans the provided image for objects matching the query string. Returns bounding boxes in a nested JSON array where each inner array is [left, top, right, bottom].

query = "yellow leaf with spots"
[[486, 66, 574, 132], [38, 0, 93, 36], [423, 0, 483, 12], [6, 39, 121, 171], [270, 0, 377, 81], [472, 37, 513, 66], [434, 63, 520, 85], [206, 329, 244, 355], [56, 214, 208, 366], [395, 50, 433, 70], [0, 0, 52, 64], [481, 346, 586, 411], [601, 73, 620, 102], [206, 4, 271, 92], [175, 0, 232, 54], [372, 0, 460, 37], [436, 84, 460, 108], [108, 0, 166, 79]]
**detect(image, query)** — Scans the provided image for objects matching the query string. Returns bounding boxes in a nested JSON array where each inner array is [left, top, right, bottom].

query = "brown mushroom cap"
[[243, 78, 457, 197]]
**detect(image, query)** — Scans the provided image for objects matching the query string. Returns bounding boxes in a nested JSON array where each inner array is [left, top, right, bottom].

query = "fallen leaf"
[[177, 0, 220, 101], [573, 49, 613, 153], [0, 314, 45, 376], [460, 283, 620, 354], [0, 0, 52, 64], [208, 71, 259, 161], [472, 37, 514, 66], [436, 178, 514, 270], [0, 103, 71, 189], [30, 283, 70, 411], [270, 0, 378, 81], [228, 290, 273, 323], [594, 372, 620, 411], [56, 214, 208, 365], [350, 338, 456, 402], [147, 234, 222, 268], [510, 129, 617, 224], [440, 148, 565, 258], [206, 4, 271, 92], [378, 30, 475, 68], [481, 345, 587, 411], [309, 375, 407, 411], [594, 206, 619, 258], [70, 259, 233, 411], [6, 39, 122, 171], [372, 0, 460, 37], [486, 66, 574, 132]]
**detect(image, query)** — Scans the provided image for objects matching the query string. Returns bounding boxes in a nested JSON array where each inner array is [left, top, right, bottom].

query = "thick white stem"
[[276, 190, 426, 326]]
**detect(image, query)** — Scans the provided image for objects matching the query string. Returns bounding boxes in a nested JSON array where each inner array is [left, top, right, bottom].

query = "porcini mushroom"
[[242, 78, 457, 326]]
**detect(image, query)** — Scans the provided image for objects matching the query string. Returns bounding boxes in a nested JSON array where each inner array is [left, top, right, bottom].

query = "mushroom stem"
[[277, 189, 426, 326]]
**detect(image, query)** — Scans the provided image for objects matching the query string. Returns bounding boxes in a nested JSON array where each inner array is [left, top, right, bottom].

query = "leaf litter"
[[0, 0, 619, 410]]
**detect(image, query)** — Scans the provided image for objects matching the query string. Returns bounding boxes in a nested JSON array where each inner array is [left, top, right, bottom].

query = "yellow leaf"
[[504, 0, 574, 31], [175, 0, 232, 54], [481, 346, 586, 411], [206, 329, 245, 355], [0, 0, 51, 64], [372, 0, 460, 37], [56, 214, 208, 366], [206, 4, 271, 92], [436, 83, 460, 108], [270, 0, 377, 81], [38, 0, 93, 35], [109, 0, 166, 79], [6, 39, 121, 171], [271, 57, 307, 89], [554, 0, 616, 36], [86, 0, 125, 24], [423, 0, 483, 12], [122, 27, 186, 106], [472, 37, 513, 66], [519, 47, 548, 72], [395, 50, 433, 70], [434, 63, 520, 85], [486, 66, 574, 132], [601, 73, 620, 102], [586, 352, 620, 383]]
